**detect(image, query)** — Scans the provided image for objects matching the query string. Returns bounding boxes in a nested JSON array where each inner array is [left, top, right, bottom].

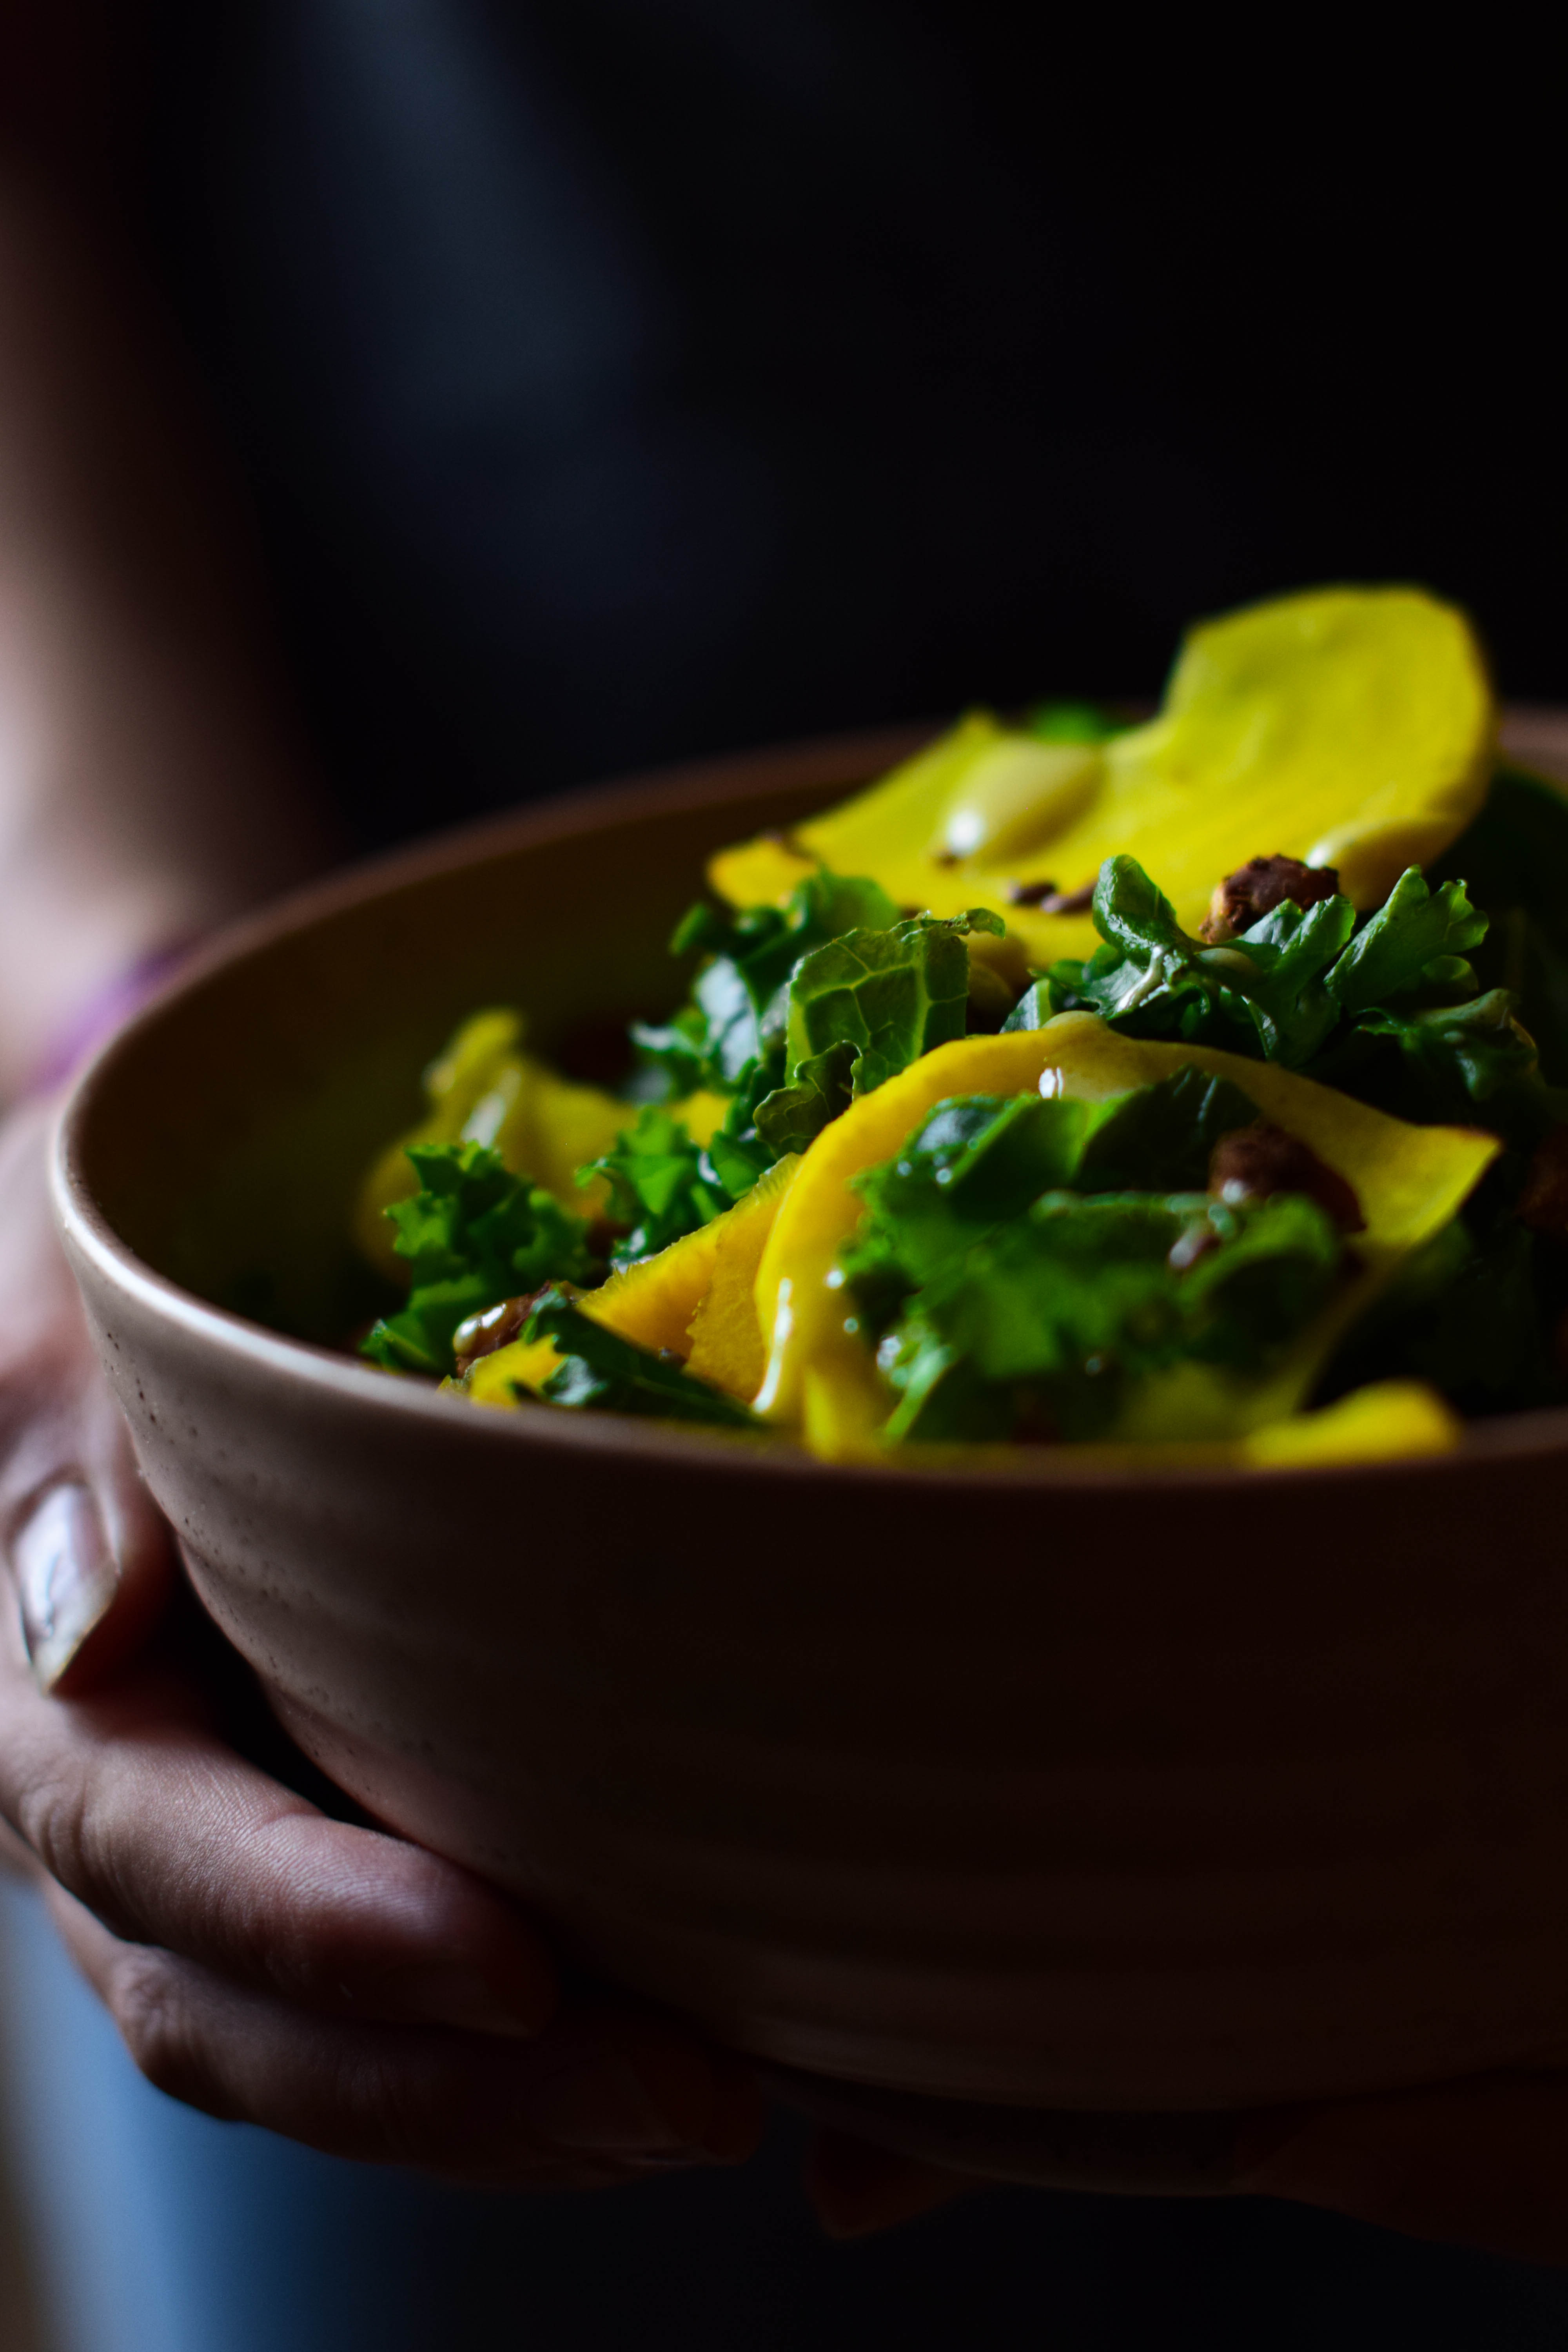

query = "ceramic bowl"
[[52, 719, 1568, 2190]]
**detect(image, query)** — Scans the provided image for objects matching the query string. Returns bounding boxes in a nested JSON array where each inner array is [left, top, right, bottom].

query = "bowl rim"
[[52, 722, 1568, 1499]]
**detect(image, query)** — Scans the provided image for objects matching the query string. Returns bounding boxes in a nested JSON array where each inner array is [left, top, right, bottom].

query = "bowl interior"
[[69, 710, 1568, 1410]]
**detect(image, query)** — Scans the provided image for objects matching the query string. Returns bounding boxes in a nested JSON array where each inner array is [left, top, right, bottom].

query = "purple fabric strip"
[[25, 941, 198, 1096]]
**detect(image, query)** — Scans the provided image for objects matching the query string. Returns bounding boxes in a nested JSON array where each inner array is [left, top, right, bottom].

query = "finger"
[[1234, 2073, 1568, 2267], [0, 1112, 548, 2042], [1, 1098, 175, 1693], [0, 1809, 42, 1882], [4, 1459, 557, 2042], [7, 1435, 174, 1697], [804, 2127, 974, 2239], [47, 1884, 763, 2185], [0, 1623, 559, 2031]]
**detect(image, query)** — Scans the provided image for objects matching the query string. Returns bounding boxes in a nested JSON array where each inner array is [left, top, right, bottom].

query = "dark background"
[[132, 2, 1565, 850]]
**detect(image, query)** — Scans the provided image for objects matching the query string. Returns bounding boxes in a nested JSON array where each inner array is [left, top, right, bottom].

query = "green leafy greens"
[[1427, 765, 1568, 1085], [603, 871, 1007, 1263], [632, 867, 902, 1100], [1033, 852, 1565, 1149], [360, 763, 1568, 1443], [361, 1143, 598, 1376], [1002, 828, 1568, 1421], [578, 1107, 730, 1269], [839, 1080, 1347, 1444], [1024, 700, 1129, 744], [782, 909, 1005, 1095], [522, 1290, 757, 1428]]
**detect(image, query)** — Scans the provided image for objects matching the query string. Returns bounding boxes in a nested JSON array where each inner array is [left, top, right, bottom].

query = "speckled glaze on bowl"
[[51, 718, 1568, 2186]]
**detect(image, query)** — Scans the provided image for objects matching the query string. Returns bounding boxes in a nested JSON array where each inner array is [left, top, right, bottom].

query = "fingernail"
[[518, 2038, 746, 2163], [9, 1483, 117, 1691]]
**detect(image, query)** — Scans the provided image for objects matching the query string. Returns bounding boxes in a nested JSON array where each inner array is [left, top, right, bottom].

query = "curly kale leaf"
[[780, 908, 1005, 1099], [1311, 988, 1565, 1140], [1045, 855, 1356, 1065], [1428, 766, 1568, 1083], [838, 1070, 1266, 1342], [613, 876, 1014, 1248], [1323, 866, 1488, 1016], [579, 1107, 731, 1267], [523, 1291, 757, 1428], [841, 1091, 1110, 1322], [361, 1143, 598, 1376], [1047, 856, 1484, 1059], [625, 868, 906, 1200], [753, 1042, 857, 1158], [879, 1189, 1343, 1445], [1073, 1066, 1265, 1192], [832, 1077, 1298, 1402], [1030, 851, 1559, 1145], [1317, 1198, 1568, 1420], [635, 868, 901, 1096]]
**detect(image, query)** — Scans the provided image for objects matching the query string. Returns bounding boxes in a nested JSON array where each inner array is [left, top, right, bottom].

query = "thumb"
[[1, 1093, 176, 1695], [8, 1379, 174, 1695]]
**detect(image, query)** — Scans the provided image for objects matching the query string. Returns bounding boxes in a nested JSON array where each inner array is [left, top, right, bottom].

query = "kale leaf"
[[632, 878, 1011, 1217], [1032, 851, 1563, 1149], [753, 1042, 857, 1158], [583, 880, 1011, 1275], [524, 1290, 757, 1427], [1316, 1204, 1568, 1419], [1046, 856, 1485, 1063], [624, 868, 904, 1211], [698, 1064, 786, 1199], [839, 1071, 1266, 1338], [633, 868, 900, 1098], [878, 1188, 1343, 1444], [1001, 978, 1053, 1034], [1073, 1067, 1265, 1192], [782, 909, 1005, 1100], [361, 1142, 598, 1376], [1323, 866, 1487, 1016], [835, 1076, 1344, 1444], [1048, 856, 1352, 1064], [1310, 988, 1561, 1139], [1038, 855, 1354, 1063], [1428, 766, 1568, 1083], [1024, 700, 1129, 743], [840, 1091, 1111, 1325], [579, 1107, 730, 1268]]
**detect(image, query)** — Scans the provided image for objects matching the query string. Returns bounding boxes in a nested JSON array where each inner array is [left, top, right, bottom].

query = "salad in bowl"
[[355, 584, 1566, 1472], [53, 578, 1568, 2131]]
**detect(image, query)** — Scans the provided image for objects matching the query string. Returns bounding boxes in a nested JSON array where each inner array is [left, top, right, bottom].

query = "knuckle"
[[17, 1761, 143, 1942], [108, 1947, 223, 2113], [15, 1761, 95, 1903]]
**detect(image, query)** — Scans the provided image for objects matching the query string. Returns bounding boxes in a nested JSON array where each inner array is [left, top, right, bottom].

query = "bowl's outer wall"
[[56, 724, 1568, 2112]]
